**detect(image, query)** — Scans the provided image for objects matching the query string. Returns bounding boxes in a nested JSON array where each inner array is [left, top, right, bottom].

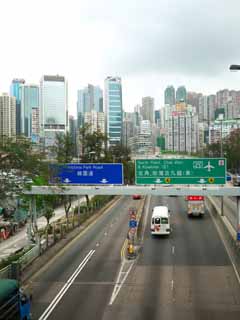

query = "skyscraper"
[[19, 84, 39, 138], [10, 78, 25, 134], [164, 86, 175, 105], [176, 86, 187, 102], [141, 97, 155, 123], [40, 75, 68, 146], [77, 84, 103, 128], [198, 96, 209, 122], [0, 93, 16, 138], [155, 110, 161, 127], [104, 77, 123, 146], [166, 112, 198, 153]]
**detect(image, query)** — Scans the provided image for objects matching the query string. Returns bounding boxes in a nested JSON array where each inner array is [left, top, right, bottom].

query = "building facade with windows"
[[141, 96, 154, 123], [19, 84, 39, 138], [77, 84, 103, 128], [104, 76, 123, 146], [0, 93, 16, 138], [176, 86, 187, 102], [164, 86, 175, 105], [10, 78, 25, 134], [84, 111, 105, 134], [166, 112, 198, 153], [40, 75, 68, 146], [209, 119, 240, 144]]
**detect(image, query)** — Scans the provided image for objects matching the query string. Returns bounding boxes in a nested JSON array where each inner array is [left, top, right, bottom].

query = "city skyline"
[[1, 0, 240, 115]]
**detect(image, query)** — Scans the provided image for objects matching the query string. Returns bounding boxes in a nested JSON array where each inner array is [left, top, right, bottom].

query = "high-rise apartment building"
[[155, 110, 161, 127], [164, 86, 175, 105], [198, 96, 209, 122], [176, 86, 187, 102], [10, 79, 25, 134], [187, 91, 202, 112], [0, 93, 16, 138], [104, 76, 123, 146], [209, 119, 240, 144], [19, 84, 39, 138], [208, 95, 216, 121], [166, 112, 198, 153], [216, 89, 229, 108], [141, 96, 154, 123], [31, 107, 40, 143], [77, 84, 103, 128], [40, 75, 68, 146]]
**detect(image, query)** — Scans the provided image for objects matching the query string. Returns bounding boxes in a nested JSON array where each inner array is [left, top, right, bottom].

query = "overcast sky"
[[1, 0, 240, 115]]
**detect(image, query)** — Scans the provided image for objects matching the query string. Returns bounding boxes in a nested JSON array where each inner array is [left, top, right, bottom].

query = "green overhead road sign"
[[135, 158, 226, 185]]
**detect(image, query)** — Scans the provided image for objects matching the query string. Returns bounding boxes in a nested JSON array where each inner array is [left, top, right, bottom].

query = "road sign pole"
[[237, 196, 240, 242], [221, 197, 224, 216], [77, 196, 80, 226]]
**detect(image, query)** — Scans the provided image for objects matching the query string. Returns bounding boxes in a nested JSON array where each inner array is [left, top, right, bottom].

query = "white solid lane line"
[[39, 250, 95, 320]]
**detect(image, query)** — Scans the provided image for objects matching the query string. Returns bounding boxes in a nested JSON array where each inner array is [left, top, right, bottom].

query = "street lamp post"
[[229, 64, 240, 241], [218, 113, 224, 216]]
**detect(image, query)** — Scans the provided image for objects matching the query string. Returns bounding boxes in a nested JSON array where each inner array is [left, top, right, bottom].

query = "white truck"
[[187, 196, 205, 217]]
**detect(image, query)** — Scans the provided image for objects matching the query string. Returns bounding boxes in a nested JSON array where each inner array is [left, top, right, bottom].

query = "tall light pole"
[[218, 113, 224, 216], [229, 64, 240, 241]]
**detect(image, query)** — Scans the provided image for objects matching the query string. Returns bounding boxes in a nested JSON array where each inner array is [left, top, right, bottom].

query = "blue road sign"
[[129, 220, 137, 228], [49, 163, 123, 185], [237, 232, 240, 241], [226, 175, 232, 182]]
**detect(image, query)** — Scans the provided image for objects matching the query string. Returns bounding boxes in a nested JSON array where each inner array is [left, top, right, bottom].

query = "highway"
[[31, 196, 142, 320], [30, 196, 240, 320]]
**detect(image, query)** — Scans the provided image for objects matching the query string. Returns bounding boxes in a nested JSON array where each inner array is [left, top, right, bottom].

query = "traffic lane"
[[31, 196, 142, 319], [102, 196, 240, 320], [45, 218, 127, 320]]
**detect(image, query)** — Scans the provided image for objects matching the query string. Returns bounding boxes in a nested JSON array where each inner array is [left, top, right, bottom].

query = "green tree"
[[78, 124, 108, 162], [52, 132, 74, 163], [224, 129, 240, 173], [0, 135, 47, 206]]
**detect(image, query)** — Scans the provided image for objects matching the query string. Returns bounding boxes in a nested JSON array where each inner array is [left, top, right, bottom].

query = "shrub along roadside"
[[0, 195, 115, 276]]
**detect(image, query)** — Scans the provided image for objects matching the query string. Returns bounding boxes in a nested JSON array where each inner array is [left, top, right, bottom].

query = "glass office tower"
[[19, 84, 39, 138], [104, 77, 123, 146], [10, 78, 25, 134], [40, 75, 68, 146]]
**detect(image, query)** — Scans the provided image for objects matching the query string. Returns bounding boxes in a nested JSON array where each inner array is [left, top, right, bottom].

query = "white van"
[[150, 206, 171, 235]]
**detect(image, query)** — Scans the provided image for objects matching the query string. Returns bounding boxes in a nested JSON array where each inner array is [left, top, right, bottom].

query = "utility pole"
[[219, 114, 224, 216]]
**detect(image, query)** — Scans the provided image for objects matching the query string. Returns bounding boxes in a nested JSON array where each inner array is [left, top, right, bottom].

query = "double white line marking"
[[39, 250, 95, 320]]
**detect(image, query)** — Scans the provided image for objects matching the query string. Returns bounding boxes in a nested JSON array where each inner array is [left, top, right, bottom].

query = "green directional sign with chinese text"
[[135, 158, 226, 185]]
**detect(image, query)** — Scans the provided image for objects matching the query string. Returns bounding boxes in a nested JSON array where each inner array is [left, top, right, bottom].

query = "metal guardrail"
[[19, 245, 40, 270], [0, 265, 11, 279]]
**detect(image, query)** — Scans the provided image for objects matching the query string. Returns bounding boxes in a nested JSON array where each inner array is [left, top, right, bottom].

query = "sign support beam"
[[25, 185, 240, 197]]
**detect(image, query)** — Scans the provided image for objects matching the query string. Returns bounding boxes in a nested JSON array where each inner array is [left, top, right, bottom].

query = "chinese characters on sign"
[[135, 158, 226, 185]]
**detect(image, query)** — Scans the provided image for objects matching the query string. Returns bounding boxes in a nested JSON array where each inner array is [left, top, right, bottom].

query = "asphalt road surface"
[[103, 196, 240, 320], [31, 196, 240, 320], [31, 196, 142, 320]]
